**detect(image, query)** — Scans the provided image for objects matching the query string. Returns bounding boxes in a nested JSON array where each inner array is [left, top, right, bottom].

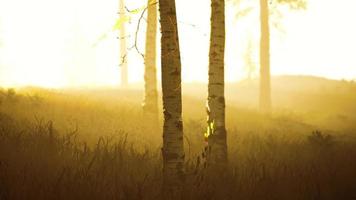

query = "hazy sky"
[[0, 0, 355, 87]]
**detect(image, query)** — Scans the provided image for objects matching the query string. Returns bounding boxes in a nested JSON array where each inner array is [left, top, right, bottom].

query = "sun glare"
[[0, 0, 355, 88]]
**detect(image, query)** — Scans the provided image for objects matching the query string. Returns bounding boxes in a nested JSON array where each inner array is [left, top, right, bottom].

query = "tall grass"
[[1, 78, 356, 199]]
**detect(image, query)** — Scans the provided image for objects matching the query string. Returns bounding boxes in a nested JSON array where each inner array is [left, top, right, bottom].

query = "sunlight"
[[1, 0, 356, 197], [0, 0, 355, 88]]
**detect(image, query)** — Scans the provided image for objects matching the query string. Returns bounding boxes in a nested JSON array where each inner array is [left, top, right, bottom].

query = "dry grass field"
[[1, 76, 356, 199]]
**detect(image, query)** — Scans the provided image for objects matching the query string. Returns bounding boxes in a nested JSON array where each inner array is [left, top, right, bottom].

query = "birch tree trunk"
[[159, 0, 185, 190], [206, 0, 227, 165], [143, 0, 158, 122], [119, 0, 128, 87], [259, 0, 272, 113]]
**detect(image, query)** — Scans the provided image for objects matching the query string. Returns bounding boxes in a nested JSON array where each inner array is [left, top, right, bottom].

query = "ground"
[[1, 76, 356, 199]]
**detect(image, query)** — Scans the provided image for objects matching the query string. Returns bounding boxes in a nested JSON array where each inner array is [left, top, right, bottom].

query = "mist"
[[0, 0, 355, 87], [1, 0, 356, 199]]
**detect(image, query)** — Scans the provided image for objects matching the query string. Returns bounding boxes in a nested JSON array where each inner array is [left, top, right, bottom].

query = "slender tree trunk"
[[119, 0, 128, 87], [245, 37, 255, 81], [143, 0, 158, 122], [159, 0, 185, 191], [259, 0, 272, 112], [206, 0, 227, 165]]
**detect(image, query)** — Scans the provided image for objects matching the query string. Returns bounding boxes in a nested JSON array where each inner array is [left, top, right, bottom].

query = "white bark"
[[159, 0, 185, 190], [206, 0, 228, 165]]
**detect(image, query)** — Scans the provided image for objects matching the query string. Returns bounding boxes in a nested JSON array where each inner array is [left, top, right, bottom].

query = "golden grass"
[[1, 76, 356, 199]]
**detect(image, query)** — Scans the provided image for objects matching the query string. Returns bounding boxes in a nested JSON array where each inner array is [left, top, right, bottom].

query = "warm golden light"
[[0, 0, 355, 88], [1, 0, 356, 197]]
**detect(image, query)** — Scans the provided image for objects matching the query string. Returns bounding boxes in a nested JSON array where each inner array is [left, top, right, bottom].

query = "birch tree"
[[143, 0, 158, 122], [159, 0, 185, 190], [259, 0, 307, 113], [119, 0, 128, 87], [259, 0, 271, 113], [233, 0, 306, 113], [206, 0, 228, 165]]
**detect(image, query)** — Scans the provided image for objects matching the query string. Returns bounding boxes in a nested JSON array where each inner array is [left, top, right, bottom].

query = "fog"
[[0, 0, 355, 87]]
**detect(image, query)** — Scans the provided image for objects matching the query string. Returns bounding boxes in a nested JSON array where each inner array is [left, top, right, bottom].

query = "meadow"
[[1, 76, 356, 199]]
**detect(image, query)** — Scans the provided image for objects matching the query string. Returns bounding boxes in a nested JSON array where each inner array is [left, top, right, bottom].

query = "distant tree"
[[205, 0, 227, 165], [0, 20, 2, 86], [0, 19, 2, 48], [142, 0, 158, 122], [232, 0, 306, 112], [259, 0, 306, 113], [0, 17, 2, 69], [243, 36, 257, 81], [259, 0, 272, 113], [159, 0, 185, 192], [119, 0, 128, 87]]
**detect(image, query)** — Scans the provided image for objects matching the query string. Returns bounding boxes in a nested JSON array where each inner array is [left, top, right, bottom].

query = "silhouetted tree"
[[159, 0, 185, 191], [0, 18, 2, 48], [244, 36, 257, 81], [206, 0, 227, 165], [119, 0, 128, 87], [143, 0, 158, 122], [259, 0, 306, 113], [259, 0, 271, 113]]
